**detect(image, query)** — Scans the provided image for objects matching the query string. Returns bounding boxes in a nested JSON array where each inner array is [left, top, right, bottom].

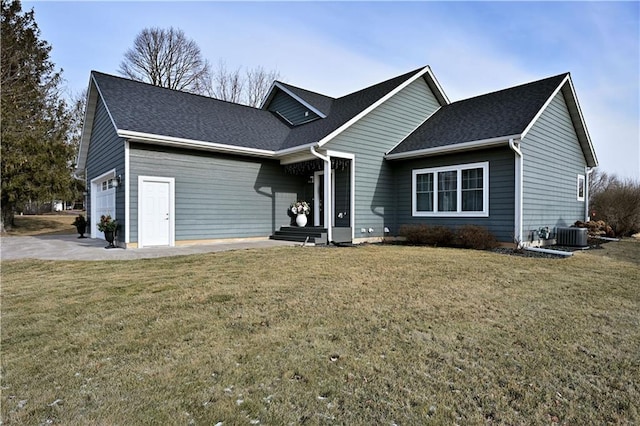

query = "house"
[[77, 65, 597, 248]]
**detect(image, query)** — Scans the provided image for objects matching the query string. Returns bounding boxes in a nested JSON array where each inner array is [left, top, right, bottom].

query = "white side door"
[[138, 176, 175, 247]]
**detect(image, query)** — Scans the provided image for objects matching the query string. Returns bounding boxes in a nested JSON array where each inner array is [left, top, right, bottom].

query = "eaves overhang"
[[521, 74, 598, 168], [261, 81, 329, 118], [385, 134, 520, 160], [118, 130, 277, 158]]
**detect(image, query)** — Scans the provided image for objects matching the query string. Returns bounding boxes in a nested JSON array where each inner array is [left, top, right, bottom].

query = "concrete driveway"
[[1, 234, 297, 261]]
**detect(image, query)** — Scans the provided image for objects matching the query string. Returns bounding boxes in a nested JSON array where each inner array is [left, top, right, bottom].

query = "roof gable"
[[388, 74, 568, 156], [280, 66, 449, 150], [387, 73, 597, 167], [264, 87, 327, 126], [262, 81, 334, 119]]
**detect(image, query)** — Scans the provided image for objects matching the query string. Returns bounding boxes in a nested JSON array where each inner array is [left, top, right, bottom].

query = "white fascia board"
[[91, 73, 119, 134], [279, 153, 316, 165], [78, 73, 121, 171], [521, 74, 598, 167], [385, 135, 519, 160], [521, 74, 569, 139], [564, 77, 598, 167], [76, 77, 99, 171], [272, 82, 327, 118], [275, 141, 319, 157], [258, 81, 279, 110], [424, 65, 450, 105], [325, 150, 355, 160], [118, 130, 276, 158], [317, 66, 432, 148]]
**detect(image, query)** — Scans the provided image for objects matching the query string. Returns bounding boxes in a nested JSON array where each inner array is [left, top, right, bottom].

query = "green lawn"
[[1, 240, 639, 424]]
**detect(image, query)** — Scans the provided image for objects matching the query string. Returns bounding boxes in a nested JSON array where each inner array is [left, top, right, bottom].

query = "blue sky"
[[25, 1, 639, 179]]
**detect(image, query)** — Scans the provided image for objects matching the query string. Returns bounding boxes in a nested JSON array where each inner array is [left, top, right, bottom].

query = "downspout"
[[585, 167, 594, 221], [509, 138, 523, 247], [310, 145, 332, 243]]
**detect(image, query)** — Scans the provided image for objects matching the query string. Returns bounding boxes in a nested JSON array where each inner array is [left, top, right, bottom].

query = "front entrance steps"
[[270, 226, 328, 245]]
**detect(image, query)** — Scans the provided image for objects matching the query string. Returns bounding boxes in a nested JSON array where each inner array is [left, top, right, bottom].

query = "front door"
[[314, 170, 332, 227], [313, 161, 352, 242], [139, 176, 174, 247]]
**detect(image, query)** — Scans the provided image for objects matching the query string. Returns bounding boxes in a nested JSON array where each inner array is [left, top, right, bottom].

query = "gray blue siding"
[[392, 147, 515, 242], [128, 144, 300, 243], [521, 91, 587, 239], [85, 97, 125, 233], [267, 90, 320, 126], [324, 77, 441, 238]]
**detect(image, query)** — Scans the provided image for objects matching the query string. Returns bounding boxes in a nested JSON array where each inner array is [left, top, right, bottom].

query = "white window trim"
[[412, 161, 489, 217], [577, 174, 585, 201]]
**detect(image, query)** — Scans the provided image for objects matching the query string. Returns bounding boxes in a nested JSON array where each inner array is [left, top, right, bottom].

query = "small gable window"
[[412, 162, 489, 217], [577, 174, 585, 201]]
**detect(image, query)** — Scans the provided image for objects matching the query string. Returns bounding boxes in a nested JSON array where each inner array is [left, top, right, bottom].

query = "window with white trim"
[[577, 174, 585, 201], [412, 162, 489, 217], [100, 178, 115, 192]]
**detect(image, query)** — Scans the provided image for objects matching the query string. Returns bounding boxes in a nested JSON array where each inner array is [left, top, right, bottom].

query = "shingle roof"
[[388, 73, 568, 155], [91, 67, 427, 152], [280, 67, 426, 150], [92, 72, 291, 151]]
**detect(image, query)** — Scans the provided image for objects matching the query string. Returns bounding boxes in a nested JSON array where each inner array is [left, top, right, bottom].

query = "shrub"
[[399, 224, 455, 246], [589, 173, 640, 237], [573, 220, 615, 238], [455, 225, 499, 250]]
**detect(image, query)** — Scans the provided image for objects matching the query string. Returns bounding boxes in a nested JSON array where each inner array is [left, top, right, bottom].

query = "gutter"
[[310, 145, 332, 243], [118, 130, 276, 158], [509, 138, 524, 247], [385, 134, 520, 160], [276, 141, 319, 157]]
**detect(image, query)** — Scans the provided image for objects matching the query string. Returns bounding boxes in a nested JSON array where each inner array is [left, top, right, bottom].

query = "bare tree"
[[119, 27, 211, 95], [245, 66, 281, 107], [211, 61, 243, 103], [212, 62, 282, 107], [589, 170, 640, 236], [589, 169, 617, 197]]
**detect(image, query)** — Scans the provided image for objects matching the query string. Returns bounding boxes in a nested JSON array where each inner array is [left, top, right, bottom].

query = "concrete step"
[[270, 226, 327, 244]]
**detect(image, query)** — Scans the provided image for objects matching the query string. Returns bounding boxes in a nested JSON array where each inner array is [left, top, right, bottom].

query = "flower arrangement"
[[97, 214, 118, 232], [290, 201, 310, 216]]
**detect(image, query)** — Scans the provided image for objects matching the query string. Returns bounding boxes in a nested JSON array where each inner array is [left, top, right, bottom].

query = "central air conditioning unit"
[[556, 227, 588, 247]]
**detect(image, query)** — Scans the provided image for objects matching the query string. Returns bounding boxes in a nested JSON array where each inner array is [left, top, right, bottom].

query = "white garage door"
[[93, 176, 116, 240]]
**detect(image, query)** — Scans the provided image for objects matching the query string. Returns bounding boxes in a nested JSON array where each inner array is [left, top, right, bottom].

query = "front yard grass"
[[1, 214, 78, 236], [2, 240, 639, 424]]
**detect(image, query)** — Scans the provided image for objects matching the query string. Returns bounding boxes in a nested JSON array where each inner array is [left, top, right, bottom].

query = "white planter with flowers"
[[291, 201, 310, 227]]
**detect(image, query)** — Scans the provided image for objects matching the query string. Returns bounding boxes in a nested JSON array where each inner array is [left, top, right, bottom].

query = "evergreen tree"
[[1, 0, 75, 230]]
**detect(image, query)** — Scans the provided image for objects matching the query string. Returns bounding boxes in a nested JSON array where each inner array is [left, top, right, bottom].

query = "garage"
[[91, 172, 116, 239]]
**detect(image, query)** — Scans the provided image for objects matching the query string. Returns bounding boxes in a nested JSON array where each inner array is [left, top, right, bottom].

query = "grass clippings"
[[1, 240, 639, 424]]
